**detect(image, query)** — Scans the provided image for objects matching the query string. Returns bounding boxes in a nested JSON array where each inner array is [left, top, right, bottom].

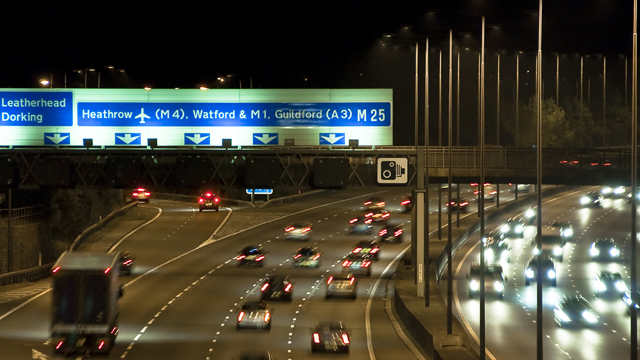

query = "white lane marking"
[[366, 246, 411, 360], [108, 207, 163, 253]]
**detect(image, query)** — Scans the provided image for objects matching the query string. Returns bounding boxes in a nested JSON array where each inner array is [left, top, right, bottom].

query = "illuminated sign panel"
[[77, 102, 391, 127], [0, 91, 72, 126]]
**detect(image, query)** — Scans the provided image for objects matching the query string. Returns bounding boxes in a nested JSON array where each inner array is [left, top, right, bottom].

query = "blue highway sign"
[[184, 133, 210, 145], [1, 91, 72, 126], [115, 133, 141, 145], [44, 133, 70, 145], [319, 133, 346, 145], [253, 133, 278, 145]]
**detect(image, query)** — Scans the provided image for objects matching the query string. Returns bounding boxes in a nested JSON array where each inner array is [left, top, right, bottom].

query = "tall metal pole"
[[457, 51, 461, 147], [479, 16, 486, 360], [447, 29, 454, 334], [439, 50, 443, 146], [603, 56, 606, 147], [630, 2, 638, 359], [415, 42, 419, 151], [516, 53, 520, 147], [536, 2, 544, 360], [497, 53, 501, 147], [424, 37, 430, 307], [556, 54, 560, 105]]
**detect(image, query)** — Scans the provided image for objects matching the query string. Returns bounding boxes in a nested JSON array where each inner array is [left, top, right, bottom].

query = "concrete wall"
[[0, 219, 47, 274]]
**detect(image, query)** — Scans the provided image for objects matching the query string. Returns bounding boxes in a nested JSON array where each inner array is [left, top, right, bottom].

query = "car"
[[580, 191, 603, 207], [351, 240, 380, 260], [234, 352, 274, 360], [627, 191, 640, 203], [550, 221, 574, 242], [236, 246, 266, 267], [601, 186, 626, 198], [482, 229, 505, 242], [622, 289, 640, 314], [132, 188, 151, 203], [325, 273, 358, 299], [341, 253, 372, 277], [363, 197, 386, 210], [500, 216, 525, 238], [589, 238, 620, 261], [525, 254, 557, 286], [523, 207, 537, 225], [400, 195, 413, 213], [483, 185, 497, 201], [198, 192, 220, 211], [553, 295, 598, 328], [284, 223, 312, 241], [510, 183, 532, 193], [532, 227, 565, 262], [349, 216, 373, 234], [364, 209, 390, 223], [483, 237, 511, 263], [117, 251, 133, 275], [445, 198, 470, 212], [467, 263, 506, 299], [440, 183, 458, 191], [292, 247, 321, 268], [593, 271, 628, 298], [260, 275, 293, 302], [379, 224, 404, 243], [236, 301, 271, 330], [311, 321, 350, 353]]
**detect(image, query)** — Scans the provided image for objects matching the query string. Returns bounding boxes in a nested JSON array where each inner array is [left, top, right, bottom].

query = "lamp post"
[[630, 2, 637, 359], [535, 2, 543, 360]]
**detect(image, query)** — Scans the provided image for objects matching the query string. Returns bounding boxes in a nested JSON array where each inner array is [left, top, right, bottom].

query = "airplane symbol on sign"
[[135, 108, 150, 123]]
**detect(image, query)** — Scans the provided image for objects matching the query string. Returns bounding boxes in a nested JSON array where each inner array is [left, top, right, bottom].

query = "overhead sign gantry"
[[0, 88, 392, 147]]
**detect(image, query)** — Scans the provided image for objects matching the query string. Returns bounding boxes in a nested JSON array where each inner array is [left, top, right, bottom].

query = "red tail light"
[[349, 277, 355, 285], [365, 212, 373, 217], [377, 201, 386, 206], [144, 192, 150, 196], [206, 192, 212, 197], [137, 188, 145, 192], [382, 213, 390, 219], [236, 255, 246, 261], [285, 226, 294, 232], [261, 283, 269, 292], [56, 341, 64, 350], [353, 247, 363, 253], [401, 200, 410, 205], [313, 333, 320, 343], [364, 201, 372, 205], [342, 260, 352, 267], [604, 162, 612, 166], [349, 218, 358, 224], [302, 227, 311, 233], [255, 255, 265, 261], [312, 254, 321, 260], [327, 276, 333, 284], [559, 160, 567, 164], [489, 191, 497, 195], [294, 254, 301, 259], [284, 284, 292, 292], [264, 312, 270, 322], [199, 198, 205, 204], [379, 229, 388, 236], [461, 201, 469, 206], [104, 267, 111, 274], [364, 219, 373, 224], [238, 312, 245, 322], [362, 261, 371, 267], [341, 333, 350, 344], [52, 266, 61, 273], [98, 341, 105, 350], [470, 182, 478, 186], [370, 248, 379, 253], [123, 259, 133, 265], [132, 193, 139, 197], [214, 197, 219, 203], [395, 229, 403, 236]]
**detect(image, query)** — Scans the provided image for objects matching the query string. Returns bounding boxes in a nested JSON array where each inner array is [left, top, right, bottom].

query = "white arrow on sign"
[[321, 134, 344, 144], [45, 133, 69, 144], [254, 134, 277, 144], [116, 134, 140, 144], [186, 134, 209, 144], [32, 349, 48, 359]]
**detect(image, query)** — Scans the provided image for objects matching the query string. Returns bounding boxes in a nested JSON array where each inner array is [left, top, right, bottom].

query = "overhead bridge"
[[0, 146, 633, 194]]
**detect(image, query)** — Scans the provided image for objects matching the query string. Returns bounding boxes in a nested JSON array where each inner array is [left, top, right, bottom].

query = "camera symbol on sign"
[[377, 158, 408, 184], [380, 161, 405, 180]]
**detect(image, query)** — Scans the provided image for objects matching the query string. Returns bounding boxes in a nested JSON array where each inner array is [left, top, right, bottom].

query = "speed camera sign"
[[377, 158, 408, 184]]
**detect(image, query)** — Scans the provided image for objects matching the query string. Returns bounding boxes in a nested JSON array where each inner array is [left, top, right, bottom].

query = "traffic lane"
[[0, 292, 51, 359], [454, 189, 636, 360]]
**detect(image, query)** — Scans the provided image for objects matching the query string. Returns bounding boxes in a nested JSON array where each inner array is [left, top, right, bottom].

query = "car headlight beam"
[[582, 310, 598, 324], [526, 269, 534, 278], [547, 269, 556, 279]]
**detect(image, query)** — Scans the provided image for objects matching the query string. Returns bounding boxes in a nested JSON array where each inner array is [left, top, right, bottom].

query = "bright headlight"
[[562, 228, 573, 237], [594, 281, 606, 292], [615, 281, 628, 292], [533, 247, 540, 255], [526, 269, 534, 278], [580, 196, 590, 204], [554, 308, 571, 322], [485, 248, 494, 261], [500, 250, 510, 262], [494, 281, 504, 292], [602, 187, 612, 194], [624, 294, 633, 306], [582, 310, 598, 324], [610, 248, 620, 257], [501, 224, 510, 233], [525, 209, 535, 218], [553, 247, 563, 256], [590, 246, 600, 257], [515, 225, 524, 233], [547, 269, 556, 279], [615, 186, 626, 194], [469, 279, 479, 291]]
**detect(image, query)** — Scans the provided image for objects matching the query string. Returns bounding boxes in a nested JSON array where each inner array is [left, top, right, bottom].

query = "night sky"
[[1, 1, 636, 145]]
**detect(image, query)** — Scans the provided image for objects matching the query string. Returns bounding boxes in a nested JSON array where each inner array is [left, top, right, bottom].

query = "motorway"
[[0, 185, 523, 360], [451, 187, 640, 360]]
